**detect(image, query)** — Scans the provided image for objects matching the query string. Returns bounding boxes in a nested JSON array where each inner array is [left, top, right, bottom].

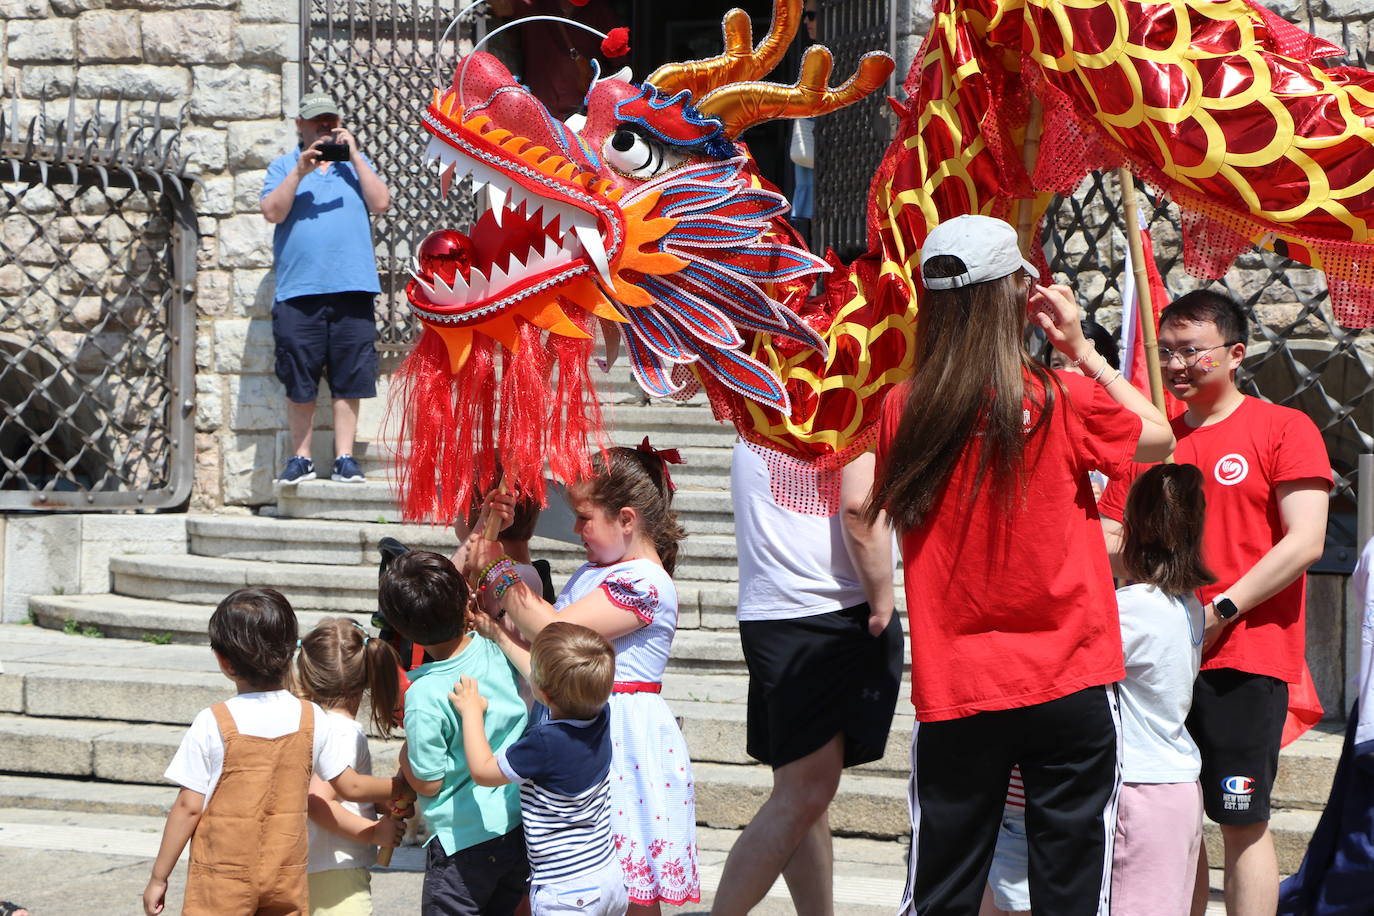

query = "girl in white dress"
[[469, 444, 699, 912]]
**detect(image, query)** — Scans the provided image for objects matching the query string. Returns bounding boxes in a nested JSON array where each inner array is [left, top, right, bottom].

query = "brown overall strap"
[[209, 702, 238, 739]]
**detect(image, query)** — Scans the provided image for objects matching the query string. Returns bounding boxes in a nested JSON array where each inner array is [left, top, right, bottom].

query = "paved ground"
[[0, 808, 909, 915], [0, 805, 1235, 914]]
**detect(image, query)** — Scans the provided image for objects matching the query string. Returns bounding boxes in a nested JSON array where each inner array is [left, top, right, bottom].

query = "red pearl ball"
[[417, 229, 475, 286]]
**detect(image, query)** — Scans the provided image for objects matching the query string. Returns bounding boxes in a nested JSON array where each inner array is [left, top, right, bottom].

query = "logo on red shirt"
[[1214, 453, 1249, 486]]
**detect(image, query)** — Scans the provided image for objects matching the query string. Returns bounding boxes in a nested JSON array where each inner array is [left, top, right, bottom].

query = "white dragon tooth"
[[465, 266, 489, 300], [574, 224, 614, 288], [488, 184, 507, 226], [424, 136, 447, 162], [488, 262, 510, 291]]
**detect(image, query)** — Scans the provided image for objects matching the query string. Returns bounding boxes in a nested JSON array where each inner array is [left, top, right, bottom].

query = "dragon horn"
[[646, 0, 801, 100], [695, 45, 895, 139]]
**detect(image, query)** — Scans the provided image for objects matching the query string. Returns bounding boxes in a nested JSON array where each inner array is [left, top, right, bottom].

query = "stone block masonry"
[[2, 0, 353, 511]]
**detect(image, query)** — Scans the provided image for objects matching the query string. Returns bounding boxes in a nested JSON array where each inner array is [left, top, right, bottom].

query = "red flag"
[[1281, 661, 1324, 746]]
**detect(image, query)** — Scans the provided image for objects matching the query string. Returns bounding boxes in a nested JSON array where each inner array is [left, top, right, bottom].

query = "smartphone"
[[318, 141, 350, 162]]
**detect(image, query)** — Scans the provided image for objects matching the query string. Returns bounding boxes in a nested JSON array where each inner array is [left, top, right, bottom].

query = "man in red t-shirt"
[[1099, 290, 1330, 916]]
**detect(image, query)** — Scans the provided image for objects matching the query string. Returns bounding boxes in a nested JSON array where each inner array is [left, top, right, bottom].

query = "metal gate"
[[812, 0, 893, 260], [1042, 172, 1372, 568], [301, 0, 483, 351], [0, 100, 197, 510]]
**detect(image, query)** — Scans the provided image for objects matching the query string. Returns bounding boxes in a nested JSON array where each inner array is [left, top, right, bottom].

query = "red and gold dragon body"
[[397, 0, 1374, 520]]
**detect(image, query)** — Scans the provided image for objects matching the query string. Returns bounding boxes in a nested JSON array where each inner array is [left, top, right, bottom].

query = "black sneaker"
[[278, 456, 316, 483], [331, 454, 366, 483]]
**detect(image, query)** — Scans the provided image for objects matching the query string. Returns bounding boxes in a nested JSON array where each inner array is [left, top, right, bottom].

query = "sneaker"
[[331, 454, 366, 483], [278, 456, 316, 484]]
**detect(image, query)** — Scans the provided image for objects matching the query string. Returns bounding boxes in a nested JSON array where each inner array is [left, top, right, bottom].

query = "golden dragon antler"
[[646, 0, 801, 101], [696, 45, 896, 139]]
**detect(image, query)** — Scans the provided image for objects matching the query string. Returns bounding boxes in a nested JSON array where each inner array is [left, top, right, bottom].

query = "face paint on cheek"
[[1196, 354, 1219, 373]]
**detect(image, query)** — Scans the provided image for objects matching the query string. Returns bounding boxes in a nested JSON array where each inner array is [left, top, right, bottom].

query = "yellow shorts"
[[308, 867, 372, 916]]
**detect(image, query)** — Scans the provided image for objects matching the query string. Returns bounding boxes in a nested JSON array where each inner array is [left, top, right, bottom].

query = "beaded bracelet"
[[491, 571, 520, 600], [479, 556, 515, 588], [1088, 360, 1109, 382]]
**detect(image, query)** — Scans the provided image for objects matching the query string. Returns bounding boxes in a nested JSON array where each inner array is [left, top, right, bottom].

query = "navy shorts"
[[420, 828, 529, 916], [272, 292, 378, 402]]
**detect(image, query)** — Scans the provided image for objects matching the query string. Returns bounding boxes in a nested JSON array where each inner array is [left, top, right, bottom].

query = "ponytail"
[[1121, 464, 1216, 596], [362, 633, 402, 737], [294, 617, 403, 737]]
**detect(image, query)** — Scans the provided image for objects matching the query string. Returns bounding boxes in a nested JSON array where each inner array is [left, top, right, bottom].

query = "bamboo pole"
[[1016, 98, 1043, 256], [1116, 167, 1168, 416]]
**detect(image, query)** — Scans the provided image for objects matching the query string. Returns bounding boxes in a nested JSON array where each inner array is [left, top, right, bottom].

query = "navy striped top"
[[497, 705, 614, 883]]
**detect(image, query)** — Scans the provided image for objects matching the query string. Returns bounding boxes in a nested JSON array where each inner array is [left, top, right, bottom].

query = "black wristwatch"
[[1213, 595, 1240, 620]]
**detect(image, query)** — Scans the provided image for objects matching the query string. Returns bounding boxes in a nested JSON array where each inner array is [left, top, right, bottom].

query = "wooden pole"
[[1016, 98, 1043, 256], [1116, 167, 1168, 416], [481, 474, 509, 541]]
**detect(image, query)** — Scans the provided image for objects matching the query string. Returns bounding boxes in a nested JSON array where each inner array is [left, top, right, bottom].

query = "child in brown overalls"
[[143, 587, 412, 916]]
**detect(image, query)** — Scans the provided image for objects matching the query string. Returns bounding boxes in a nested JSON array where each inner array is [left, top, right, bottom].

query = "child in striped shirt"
[[451, 622, 627, 916]]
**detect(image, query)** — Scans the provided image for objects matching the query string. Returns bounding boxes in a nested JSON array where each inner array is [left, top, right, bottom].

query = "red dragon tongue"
[[417, 229, 475, 286]]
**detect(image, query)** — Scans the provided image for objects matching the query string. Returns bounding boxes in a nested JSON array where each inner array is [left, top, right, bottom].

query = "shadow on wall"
[[0, 334, 117, 494]]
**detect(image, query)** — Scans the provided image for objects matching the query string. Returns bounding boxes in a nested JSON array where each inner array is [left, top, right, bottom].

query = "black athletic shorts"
[[273, 292, 378, 402], [739, 602, 904, 769], [1187, 667, 1288, 826], [420, 828, 529, 916]]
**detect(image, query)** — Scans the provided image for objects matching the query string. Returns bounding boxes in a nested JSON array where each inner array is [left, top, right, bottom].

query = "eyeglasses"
[[1156, 343, 1240, 366], [803, 10, 817, 20]]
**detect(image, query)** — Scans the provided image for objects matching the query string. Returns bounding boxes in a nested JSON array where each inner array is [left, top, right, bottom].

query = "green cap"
[[298, 91, 340, 120]]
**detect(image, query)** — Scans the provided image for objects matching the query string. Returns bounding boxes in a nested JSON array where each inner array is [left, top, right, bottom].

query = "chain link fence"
[[302, 0, 483, 351], [0, 99, 197, 510], [1042, 172, 1370, 570]]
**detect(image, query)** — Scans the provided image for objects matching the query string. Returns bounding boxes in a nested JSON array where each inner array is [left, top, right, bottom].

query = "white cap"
[[920, 214, 1040, 290]]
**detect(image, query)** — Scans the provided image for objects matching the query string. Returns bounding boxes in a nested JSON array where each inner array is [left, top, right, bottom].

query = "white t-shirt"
[[164, 690, 349, 808], [731, 441, 874, 621], [1116, 584, 1204, 783], [308, 710, 377, 873]]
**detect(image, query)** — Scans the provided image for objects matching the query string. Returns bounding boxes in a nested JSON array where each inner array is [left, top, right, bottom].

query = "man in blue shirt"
[[261, 91, 390, 484]]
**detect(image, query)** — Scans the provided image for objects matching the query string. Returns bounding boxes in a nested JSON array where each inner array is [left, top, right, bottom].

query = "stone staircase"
[[0, 365, 1343, 874]]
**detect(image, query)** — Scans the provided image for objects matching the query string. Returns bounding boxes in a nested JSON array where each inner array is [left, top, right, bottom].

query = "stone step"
[[26, 593, 375, 645], [185, 515, 748, 583], [0, 713, 402, 786], [274, 480, 738, 530], [104, 554, 742, 625], [343, 443, 735, 488]]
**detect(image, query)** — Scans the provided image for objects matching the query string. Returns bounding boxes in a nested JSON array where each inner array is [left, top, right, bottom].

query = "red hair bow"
[[637, 436, 683, 492]]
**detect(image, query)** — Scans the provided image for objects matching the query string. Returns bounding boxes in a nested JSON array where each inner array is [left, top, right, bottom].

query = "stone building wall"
[[3, 0, 308, 510]]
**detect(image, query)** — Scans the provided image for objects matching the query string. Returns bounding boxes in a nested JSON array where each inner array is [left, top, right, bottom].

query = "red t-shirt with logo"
[[1097, 397, 1331, 683], [876, 371, 1141, 722]]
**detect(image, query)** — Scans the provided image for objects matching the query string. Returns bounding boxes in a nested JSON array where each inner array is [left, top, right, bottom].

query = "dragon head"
[[396, 0, 893, 520]]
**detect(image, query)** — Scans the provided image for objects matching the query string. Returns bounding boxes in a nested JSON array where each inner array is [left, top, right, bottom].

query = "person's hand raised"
[[1030, 283, 1091, 361]]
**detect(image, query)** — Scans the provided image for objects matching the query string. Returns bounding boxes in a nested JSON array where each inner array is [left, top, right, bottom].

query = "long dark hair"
[[864, 255, 1060, 532], [1122, 464, 1216, 595]]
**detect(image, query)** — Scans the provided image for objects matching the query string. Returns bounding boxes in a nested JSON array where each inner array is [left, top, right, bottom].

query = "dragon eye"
[[602, 127, 684, 179]]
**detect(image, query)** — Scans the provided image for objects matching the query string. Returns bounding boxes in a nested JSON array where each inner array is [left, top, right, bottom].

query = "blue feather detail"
[[642, 277, 744, 347], [688, 342, 790, 411], [623, 332, 683, 399], [624, 306, 694, 362]]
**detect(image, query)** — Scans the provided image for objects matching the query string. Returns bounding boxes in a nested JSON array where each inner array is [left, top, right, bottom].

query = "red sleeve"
[[1272, 409, 1333, 486], [874, 383, 909, 483], [1066, 373, 1142, 483], [598, 574, 659, 625], [1097, 468, 1138, 522]]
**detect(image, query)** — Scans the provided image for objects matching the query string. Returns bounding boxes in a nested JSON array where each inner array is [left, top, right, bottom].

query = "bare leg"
[[287, 399, 315, 459], [781, 810, 834, 916], [711, 735, 844, 916], [332, 397, 360, 458], [628, 903, 661, 916], [1189, 841, 1210, 916], [1220, 822, 1277, 916]]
